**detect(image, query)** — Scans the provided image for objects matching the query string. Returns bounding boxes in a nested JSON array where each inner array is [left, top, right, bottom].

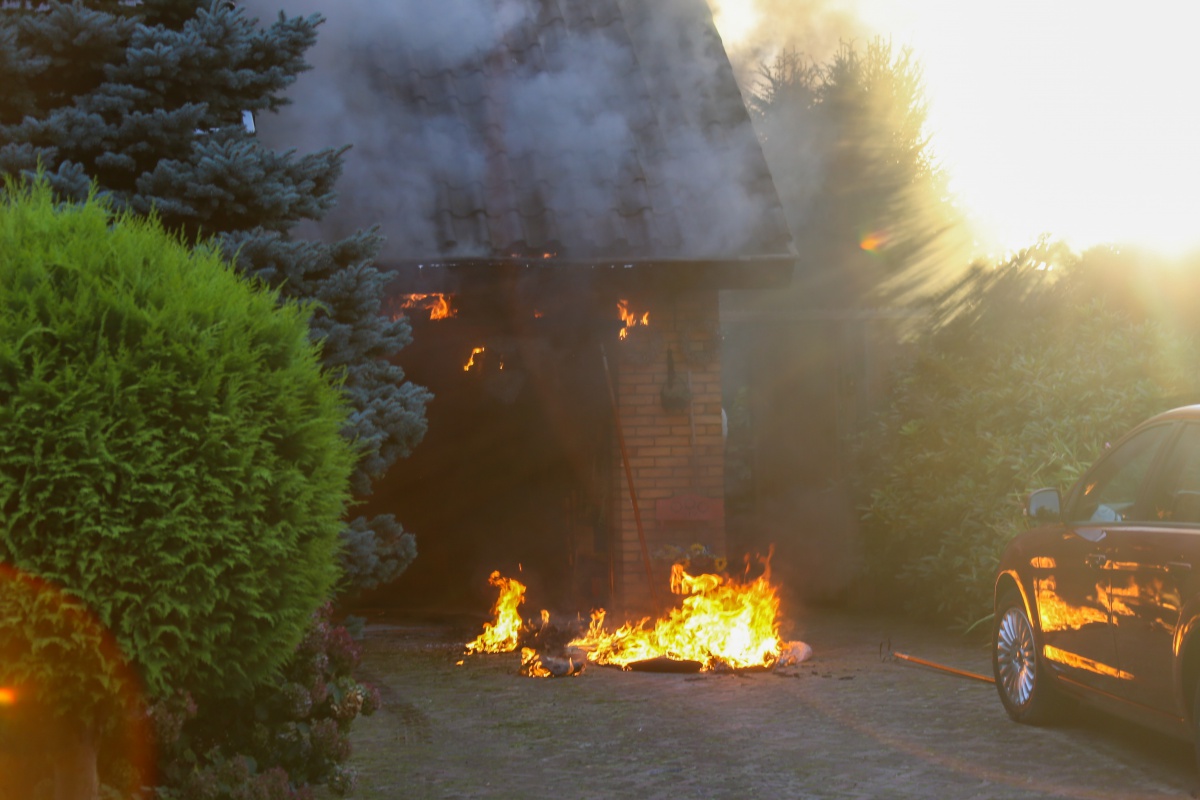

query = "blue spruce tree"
[[0, 0, 430, 593]]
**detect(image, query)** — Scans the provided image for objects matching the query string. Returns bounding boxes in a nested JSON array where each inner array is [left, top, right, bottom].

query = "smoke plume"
[[241, 0, 789, 261]]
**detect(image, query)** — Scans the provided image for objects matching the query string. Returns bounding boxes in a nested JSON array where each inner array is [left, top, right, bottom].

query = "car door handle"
[[1085, 553, 1108, 568]]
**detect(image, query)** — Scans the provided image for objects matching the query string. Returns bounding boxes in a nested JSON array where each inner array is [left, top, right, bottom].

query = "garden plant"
[[0, 182, 361, 797], [856, 240, 1200, 628], [1, 1, 431, 794]]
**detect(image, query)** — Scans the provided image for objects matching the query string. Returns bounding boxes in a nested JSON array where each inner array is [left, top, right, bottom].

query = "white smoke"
[[241, 0, 788, 260]]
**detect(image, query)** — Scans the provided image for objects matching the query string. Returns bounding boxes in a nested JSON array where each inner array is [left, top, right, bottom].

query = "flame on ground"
[[617, 299, 650, 340], [519, 647, 583, 678], [464, 571, 527, 654], [570, 562, 782, 671], [520, 648, 552, 677], [464, 556, 786, 676]]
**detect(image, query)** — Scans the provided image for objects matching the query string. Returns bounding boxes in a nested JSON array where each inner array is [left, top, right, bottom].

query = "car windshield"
[[1144, 422, 1200, 523], [1069, 424, 1172, 523]]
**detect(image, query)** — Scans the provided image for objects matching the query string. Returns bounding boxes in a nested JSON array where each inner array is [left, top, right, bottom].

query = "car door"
[[1044, 423, 1175, 694], [1107, 421, 1200, 716]]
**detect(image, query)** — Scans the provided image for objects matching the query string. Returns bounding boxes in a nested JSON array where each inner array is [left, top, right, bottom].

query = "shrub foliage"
[[855, 241, 1200, 626], [0, 183, 354, 731], [151, 603, 379, 800], [0, 0, 430, 592]]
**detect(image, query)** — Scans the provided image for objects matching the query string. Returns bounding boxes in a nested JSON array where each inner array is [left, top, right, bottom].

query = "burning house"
[[251, 0, 795, 613]]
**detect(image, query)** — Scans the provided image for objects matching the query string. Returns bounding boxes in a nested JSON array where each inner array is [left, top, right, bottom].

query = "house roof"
[[259, 0, 793, 270]]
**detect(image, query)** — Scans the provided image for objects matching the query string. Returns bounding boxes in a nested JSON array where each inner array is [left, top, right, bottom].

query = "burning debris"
[[395, 293, 456, 321], [463, 554, 809, 678], [616, 299, 649, 340], [570, 562, 783, 671], [777, 641, 814, 668], [461, 572, 586, 678], [520, 647, 584, 678]]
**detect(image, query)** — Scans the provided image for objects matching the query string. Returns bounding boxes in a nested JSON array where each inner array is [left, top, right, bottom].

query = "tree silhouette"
[[751, 38, 972, 307], [0, 0, 430, 591]]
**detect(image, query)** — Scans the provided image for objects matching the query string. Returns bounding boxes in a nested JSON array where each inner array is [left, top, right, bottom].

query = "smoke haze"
[[711, 0, 868, 95], [241, 0, 790, 261]]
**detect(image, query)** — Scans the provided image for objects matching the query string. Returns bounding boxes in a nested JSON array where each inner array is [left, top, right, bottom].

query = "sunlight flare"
[[853, 0, 1200, 255], [710, 0, 760, 47]]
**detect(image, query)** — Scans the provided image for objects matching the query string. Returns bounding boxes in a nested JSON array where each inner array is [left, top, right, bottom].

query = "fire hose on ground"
[[882, 641, 995, 684]]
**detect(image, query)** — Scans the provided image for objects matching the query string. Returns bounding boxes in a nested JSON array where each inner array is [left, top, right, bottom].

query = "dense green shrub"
[[0, 0, 430, 592], [856, 241, 1200, 627], [0, 183, 354, 775]]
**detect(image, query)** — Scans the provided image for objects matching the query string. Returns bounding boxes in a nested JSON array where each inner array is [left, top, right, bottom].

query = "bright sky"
[[711, 0, 1200, 257]]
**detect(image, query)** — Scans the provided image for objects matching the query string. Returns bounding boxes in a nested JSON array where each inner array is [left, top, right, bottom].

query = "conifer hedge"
[[0, 183, 355, 729]]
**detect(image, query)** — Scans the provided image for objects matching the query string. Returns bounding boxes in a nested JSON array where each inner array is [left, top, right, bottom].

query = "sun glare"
[[714, 0, 1200, 257], [710, 0, 760, 48], [856, 0, 1200, 256]]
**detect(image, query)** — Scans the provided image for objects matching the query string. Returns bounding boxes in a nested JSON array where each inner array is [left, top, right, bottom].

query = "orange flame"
[[398, 293, 455, 321], [518, 647, 562, 678], [617, 299, 649, 340], [570, 561, 782, 670], [463, 346, 486, 372], [518, 647, 585, 679], [465, 571, 527, 654], [520, 648, 551, 677], [0, 687, 14, 706]]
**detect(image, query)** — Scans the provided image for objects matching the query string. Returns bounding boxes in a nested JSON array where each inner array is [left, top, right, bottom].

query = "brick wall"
[[610, 290, 725, 613]]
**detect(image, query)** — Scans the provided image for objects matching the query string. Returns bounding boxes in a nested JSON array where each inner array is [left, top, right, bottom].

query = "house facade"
[[253, 0, 794, 613]]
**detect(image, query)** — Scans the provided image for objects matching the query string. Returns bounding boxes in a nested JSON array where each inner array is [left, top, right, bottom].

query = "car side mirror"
[[1026, 488, 1062, 524]]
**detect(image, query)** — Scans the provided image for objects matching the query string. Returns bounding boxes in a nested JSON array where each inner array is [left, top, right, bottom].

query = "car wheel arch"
[[995, 570, 1035, 631], [1177, 613, 1200, 725], [993, 578, 1063, 724]]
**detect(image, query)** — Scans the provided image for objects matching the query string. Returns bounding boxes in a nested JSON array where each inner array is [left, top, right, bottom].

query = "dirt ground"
[[342, 608, 1198, 799]]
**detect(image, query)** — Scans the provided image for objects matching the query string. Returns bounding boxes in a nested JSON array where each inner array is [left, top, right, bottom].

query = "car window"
[[1146, 423, 1200, 524], [1069, 424, 1172, 523]]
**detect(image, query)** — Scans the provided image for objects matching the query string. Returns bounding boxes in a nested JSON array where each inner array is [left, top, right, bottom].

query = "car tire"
[[993, 589, 1059, 724]]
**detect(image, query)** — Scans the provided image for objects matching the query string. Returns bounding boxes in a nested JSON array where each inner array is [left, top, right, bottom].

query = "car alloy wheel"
[[992, 590, 1059, 724], [996, 605, 1037, 708]]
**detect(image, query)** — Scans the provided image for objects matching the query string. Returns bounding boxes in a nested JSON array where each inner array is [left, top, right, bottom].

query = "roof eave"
[[378, 254, 796, 294]]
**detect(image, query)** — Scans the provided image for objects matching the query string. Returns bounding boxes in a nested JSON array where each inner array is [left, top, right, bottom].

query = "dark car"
[[993, 404, 1200, 762]]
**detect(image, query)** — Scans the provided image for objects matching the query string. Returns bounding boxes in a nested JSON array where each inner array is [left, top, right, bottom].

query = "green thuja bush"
[[855, 241, 1200, 628], [0, 182, 354, 792]]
